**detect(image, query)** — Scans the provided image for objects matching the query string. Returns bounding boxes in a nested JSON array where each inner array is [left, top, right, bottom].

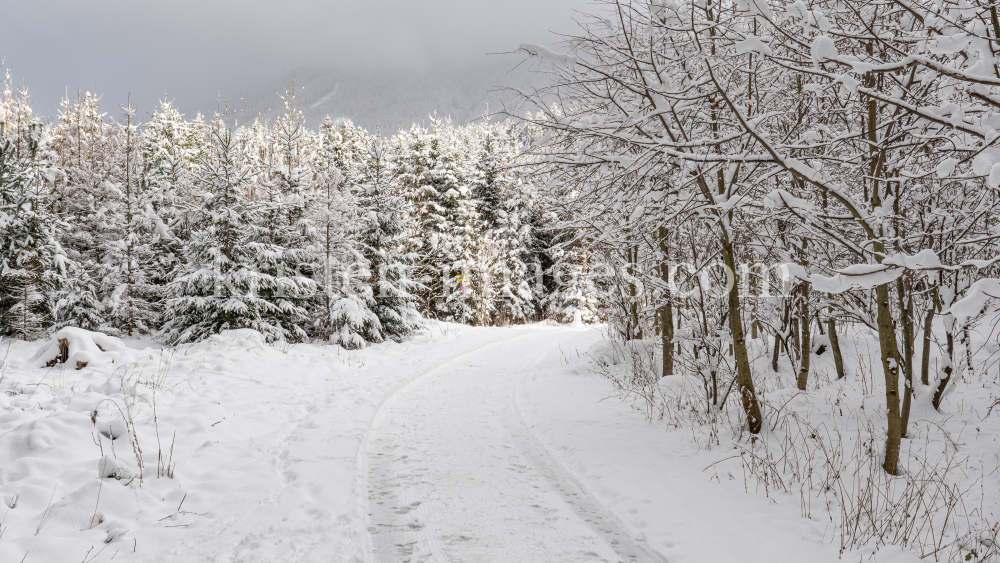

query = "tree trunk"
[[626, 241, 641, 340], [876, 283, 902, 475], [722, 239, 763, 433], [796, 284, 811, 391], [658, 226, 674, 377], [933, 326, 955, 410], [790, 315, 801, 363], [897, 279, 914, 438], [933, 279, 956, 410], [827, 316, 846, 379], [772, 300, 789, 372], [920, 305, 934, 386], [771, 331, 782, 373]]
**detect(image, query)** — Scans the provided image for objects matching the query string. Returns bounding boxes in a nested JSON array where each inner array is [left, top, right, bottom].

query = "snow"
[[523, 325, 1000, 562], [30, 327, 133, 369], [735, 0, 773, 19], [735, 36, 773, 57], [811, 36, 839, 62], [949, 278, 1000, 319], [4, 321, 1000, 562], [937, 158, 959, 177], [0, 323, 528, 563], [521, 342, 845, 561], [881, 249, 944, 271], [367, 327, 660, 562], [972, 147, 1000, 176]]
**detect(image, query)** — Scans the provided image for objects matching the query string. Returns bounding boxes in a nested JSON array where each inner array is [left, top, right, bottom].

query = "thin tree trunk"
[[964, 325, 973, 375], [876, 283, 902, 474], [897, 279, 914, 437], [771, 330, 782, 372], [772, 299, 789, 372], [723, 238, 763, 433], [827, 316, 846, 379], [790, 315, 800, 363], [658, 226, 674, 377], [933, 326, 955, 410], [920, 304, 934, 386], [625, 236, 641, 340], [797, 283, 811, 390]]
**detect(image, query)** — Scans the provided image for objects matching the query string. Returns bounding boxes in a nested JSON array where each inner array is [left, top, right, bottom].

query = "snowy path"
[[128, 326, 530, 563], [366, 328, 665, 563]]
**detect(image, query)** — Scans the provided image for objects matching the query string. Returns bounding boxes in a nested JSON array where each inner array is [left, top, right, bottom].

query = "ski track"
[[367, 328, 666, 563]]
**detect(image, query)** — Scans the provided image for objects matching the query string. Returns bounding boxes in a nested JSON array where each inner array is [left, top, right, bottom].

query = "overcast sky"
[[2, 0, 587, 122]]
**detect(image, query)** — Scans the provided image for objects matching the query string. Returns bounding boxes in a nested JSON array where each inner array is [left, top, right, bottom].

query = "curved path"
[[366, 328, 666, 563]]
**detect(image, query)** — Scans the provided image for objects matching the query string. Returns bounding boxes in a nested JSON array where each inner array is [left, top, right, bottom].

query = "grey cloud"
[[2, 0, 587, 125]]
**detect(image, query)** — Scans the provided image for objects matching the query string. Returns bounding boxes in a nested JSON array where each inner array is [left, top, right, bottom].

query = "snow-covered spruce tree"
[[470, 121, 535, 325], [396, 117, 479, 323], [319, 117, 372, 183], [546, 239, 600, 325], [310, 117, 382, 347], [0, 114, 68, 339], [357, 139, 421, 341], [163, 114, 313, 343], [311, 130, 350, 339], [142, 99, 205, 292], [101, 103, 160, 335], [49, 90, 108, 330], [253, 96, 318, 338], [325, 238, 381, 348]]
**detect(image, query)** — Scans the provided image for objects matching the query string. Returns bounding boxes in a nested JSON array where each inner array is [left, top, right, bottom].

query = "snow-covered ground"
[[0, 323, 521, 563], [1, 321, 998, 562], [521, 331, 847, 562]]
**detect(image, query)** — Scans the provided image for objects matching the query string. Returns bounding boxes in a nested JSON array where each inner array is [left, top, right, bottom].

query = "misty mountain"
[[234, 59, 541, 133]]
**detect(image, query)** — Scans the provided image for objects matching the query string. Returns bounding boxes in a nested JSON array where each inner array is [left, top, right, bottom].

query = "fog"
[[2, 0, 586, 126]]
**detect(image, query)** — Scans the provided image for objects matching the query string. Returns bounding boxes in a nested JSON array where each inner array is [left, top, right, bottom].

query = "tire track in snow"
[[355, 328, 535, 562], [366, 328, 667, 563], [161, 326, 522, 563]]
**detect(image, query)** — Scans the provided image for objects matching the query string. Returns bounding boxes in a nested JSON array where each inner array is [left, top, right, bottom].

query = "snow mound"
[[97, 455, 132, 480], [31, 327, 132, 369], [96, 417, 129, 441], [586, 339, 620, 365], [585, 338, 657, 366], [192, 328, 270, 353]]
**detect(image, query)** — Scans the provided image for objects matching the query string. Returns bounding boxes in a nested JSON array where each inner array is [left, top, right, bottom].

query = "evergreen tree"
[[0, 110, 68, 339], [470, 122, 535, 325], [142, 99, 205, 291], [101, 103, 160, 335], [311, 114, 386, 347], [357, 139, 421, 341], [319, 118, 372, 183], [395, 117, 479, 323], [547, 241, 601, 325], [163, 115, 313, 343], [326, 243, 381, 348], [50, 90, 108, 329], [254, 97, 317, 337]]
